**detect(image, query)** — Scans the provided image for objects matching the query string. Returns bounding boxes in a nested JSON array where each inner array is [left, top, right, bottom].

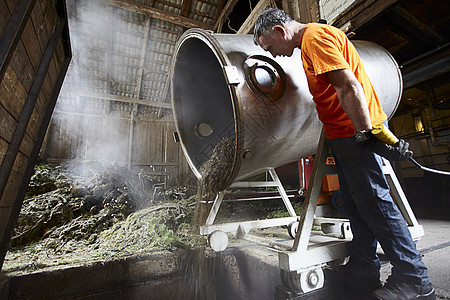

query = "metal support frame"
[[199, 168, 298, 236], [279, 130, 351, 273], [200, 129, 424, 295], [277, 130, 424, 294]]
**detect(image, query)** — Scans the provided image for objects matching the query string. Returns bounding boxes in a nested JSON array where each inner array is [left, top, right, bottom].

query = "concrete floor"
[[1, 206, 448, 299], [229, 205, 450, 300]]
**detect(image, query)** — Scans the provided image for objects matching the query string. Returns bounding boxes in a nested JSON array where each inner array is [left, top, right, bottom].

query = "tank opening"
[[195, 122, 213, 138], [244, 55, 286, 102], [254, 66, 276, 90], [172, 36, 237, 177]]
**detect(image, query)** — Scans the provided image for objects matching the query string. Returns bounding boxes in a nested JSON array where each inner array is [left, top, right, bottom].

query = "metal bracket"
[[223, 66, 240, 85]]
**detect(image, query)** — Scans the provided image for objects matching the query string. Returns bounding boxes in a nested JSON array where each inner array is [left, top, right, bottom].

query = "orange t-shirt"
[[299, 23, 387, 139]]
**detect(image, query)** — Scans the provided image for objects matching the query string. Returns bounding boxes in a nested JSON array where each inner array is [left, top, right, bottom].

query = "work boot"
[[372, 277, 435, 300], [324, 264, 382, 297]]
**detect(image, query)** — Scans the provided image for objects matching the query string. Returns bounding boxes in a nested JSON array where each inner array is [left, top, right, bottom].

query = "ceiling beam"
[[180, 0, 192, 17], [214, 0, 240, 32], [237, 0, 275, 34], [297, 0, 319, 23], [136, 17, 152, 100], [332, 0, 396, 32], [74, 91, 172, 109], [402, 44, 450, 89], [384, 5, 445, 45], [108, 0, 213, 30]]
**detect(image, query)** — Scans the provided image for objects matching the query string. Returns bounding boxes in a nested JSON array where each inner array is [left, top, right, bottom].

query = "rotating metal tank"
[[171, 28, 402, 190]]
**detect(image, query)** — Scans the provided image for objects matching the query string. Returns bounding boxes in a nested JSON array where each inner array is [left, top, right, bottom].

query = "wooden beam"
[[332, 0, 396, 32], [212, 0, 227, 31], [281, 0, 293, 20], [0, 19, 64, 202], [298, 0, 319, 23], [180, 0, 192, 17], [0, 24, 71, 270], [213, 0, 240, 32], [384, 5, 445, 45], [0, 0, 37, 84], [136, 17, 152, 99], [237, 0, 276, 34], [402, 44, 450, 89], [108, 0, 213, 30], [73, 91, 173, 109], [158, 30, 183, 118]]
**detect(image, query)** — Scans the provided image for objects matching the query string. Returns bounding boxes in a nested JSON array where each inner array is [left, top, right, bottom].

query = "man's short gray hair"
[[253, 8, 293, 45]]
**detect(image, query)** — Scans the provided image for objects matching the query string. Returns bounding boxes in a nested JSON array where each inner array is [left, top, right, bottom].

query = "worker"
[[253, 8, 435, 300]]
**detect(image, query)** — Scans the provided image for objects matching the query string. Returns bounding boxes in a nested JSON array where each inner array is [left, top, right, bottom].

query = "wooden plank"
[[5, 0, 19, 11], [1, 156, 27, 207], [0, 1, 12, 38], [0, 103, 35, 157], [136, 17, 151, 99], [10, 40, 34, 93], [384, 5, 444, 45], [0, 45, 70, 269], [237, 0, 275, 34], [21, 12, 42, 72], [332, 0, 396, 31], [108, 0, 213, 30], [12, 150, 28, 175], [47, 112, 62, 158], [298, 0, 319, 23], [25, 106, 41, 141], [281, 0, 293, 19], [180, 0, 192, 17], [164, 123, 178, 164], [0, 105, 17, 143], [47, 45, 59, 84], [30, 0, 47, 52], [212, 0, 226, 31], [133, 120, 146, 164], [0, 206, 14, 247], [75, 91, 172, 109], [0, 18, 64, 200], [34, 73, 50, 116], [0, 65, 27, 119], [0, 0, 36, 83], [42, 0, 56, 36], [213, 0, 239, 32]]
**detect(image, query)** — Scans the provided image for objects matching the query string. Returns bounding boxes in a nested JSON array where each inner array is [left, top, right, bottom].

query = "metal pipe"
[[171, 29, 402, 190]]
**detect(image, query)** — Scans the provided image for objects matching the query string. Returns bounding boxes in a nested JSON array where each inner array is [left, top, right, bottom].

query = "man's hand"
[[365, 137, 412, 161]]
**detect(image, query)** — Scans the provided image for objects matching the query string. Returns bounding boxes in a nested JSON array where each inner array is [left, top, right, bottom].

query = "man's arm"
[[324, 68, 372, 131]]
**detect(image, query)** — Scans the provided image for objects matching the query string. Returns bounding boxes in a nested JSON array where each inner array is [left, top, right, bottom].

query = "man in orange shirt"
[[254, 8, 434, 300]]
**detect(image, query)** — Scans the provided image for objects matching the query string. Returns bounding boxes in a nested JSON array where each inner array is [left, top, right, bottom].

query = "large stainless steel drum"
[[171, 28, 402, 190]]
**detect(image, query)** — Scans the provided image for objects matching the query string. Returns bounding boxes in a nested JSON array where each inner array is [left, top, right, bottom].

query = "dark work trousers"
[[327, 135, 430, 286]]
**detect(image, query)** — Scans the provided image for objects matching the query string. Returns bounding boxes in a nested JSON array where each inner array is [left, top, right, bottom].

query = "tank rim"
[[170, 28, 244, 190]]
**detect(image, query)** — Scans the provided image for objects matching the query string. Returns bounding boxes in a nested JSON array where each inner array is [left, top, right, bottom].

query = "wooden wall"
[[0, 0, 72, 269], [40, 96, 193, 187]]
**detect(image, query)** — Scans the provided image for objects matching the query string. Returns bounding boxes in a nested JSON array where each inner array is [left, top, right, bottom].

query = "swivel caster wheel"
[[208, 230, 228, 252], [287, 221, 299, 239], [280, 267, 324, 294]]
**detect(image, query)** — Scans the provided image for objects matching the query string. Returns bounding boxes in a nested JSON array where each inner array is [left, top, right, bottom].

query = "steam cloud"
[[53, 0, 146, 164]]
